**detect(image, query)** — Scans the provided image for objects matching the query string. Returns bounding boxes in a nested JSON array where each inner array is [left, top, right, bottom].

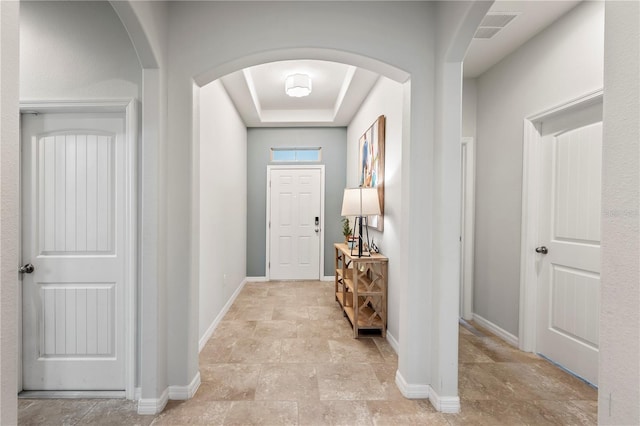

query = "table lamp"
[[341, 187, 381, 257]]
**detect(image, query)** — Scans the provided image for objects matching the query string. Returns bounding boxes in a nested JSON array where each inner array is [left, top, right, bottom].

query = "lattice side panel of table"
[[353, 263, 384, 293], [357, 296, 385, 327]]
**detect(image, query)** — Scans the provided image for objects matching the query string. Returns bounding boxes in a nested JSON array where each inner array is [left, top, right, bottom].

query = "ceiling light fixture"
[[285, 73, 312, 97]]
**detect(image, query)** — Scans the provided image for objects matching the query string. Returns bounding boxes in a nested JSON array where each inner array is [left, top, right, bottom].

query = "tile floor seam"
[[75, 400, 99, 424]]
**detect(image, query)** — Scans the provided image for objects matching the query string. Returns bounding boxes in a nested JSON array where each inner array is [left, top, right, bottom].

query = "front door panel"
[[269, 168, 321, 280]]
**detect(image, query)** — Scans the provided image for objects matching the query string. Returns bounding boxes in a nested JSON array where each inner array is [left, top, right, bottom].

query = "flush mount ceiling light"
[[285, 73, 312, 97]]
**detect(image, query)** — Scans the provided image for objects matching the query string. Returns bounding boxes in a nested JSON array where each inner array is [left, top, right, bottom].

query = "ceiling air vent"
[[474, 27, 501, 39], [474, 12, 519, 39]]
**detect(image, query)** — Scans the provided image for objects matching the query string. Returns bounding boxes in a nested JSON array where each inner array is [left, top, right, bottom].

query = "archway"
[[191, 50, 411, 373], [110, 1, 488, 414]]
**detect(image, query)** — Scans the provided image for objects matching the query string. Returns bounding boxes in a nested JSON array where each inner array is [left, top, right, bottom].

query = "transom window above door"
[[270, 147, 322, 162]]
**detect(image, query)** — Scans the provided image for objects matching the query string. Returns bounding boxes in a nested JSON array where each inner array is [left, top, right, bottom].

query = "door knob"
[[535, 246, 548, 255], [18, 263, 35, 274]]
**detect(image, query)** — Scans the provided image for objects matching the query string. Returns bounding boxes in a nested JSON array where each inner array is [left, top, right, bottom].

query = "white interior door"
[[269, 167, 322, 280], [536, 102, 602, 385], [21, 112, 127, 391]]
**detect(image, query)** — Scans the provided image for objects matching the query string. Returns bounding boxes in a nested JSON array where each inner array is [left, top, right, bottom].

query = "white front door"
[[536, 102, 602, 385], [21, 112, 127, 391], [269, 167, 322, 280]]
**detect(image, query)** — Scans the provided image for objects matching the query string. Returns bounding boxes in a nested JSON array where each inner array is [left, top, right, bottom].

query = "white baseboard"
[[136, 372, 201, 415], [395, 370, 430, 399], [428, 387, 461, 413], [395, 371, 460, 413], [169, 372, 201, 400], [472, 313, 519, 347], [199, 278, 248, 352], [386, 331, 399, 354], [137, 387, 169, 415], [248, 276, 334, 282], [19, 390, 124, 399]]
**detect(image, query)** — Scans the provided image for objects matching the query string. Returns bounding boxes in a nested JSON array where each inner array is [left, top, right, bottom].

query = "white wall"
[[430, 1, 492, 403], [346, 76, 404, 345], [0, 1, 20, 423], [197, 80, 247, 345], [462, 78, 477, 139], [474, 1, 604, 335], [599, 1, 640, 423], [20, 1, 141, 99], [165, 0, 438, 396], [113, 1, 171, 405]]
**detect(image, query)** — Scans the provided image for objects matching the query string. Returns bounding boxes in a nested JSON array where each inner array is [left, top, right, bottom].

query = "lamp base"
[[350, 216, 372, 257]]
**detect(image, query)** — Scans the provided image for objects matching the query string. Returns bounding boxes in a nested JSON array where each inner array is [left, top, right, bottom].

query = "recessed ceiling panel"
[[219, 59, 380, 127], [250, 60, 349, 110]]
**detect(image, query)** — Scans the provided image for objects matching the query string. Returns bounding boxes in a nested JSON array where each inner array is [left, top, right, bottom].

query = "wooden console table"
[[334, 243, 388, 338]]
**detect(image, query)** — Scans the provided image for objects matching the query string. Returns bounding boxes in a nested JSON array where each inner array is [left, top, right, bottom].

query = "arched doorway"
[[105, 1, 488, 414]]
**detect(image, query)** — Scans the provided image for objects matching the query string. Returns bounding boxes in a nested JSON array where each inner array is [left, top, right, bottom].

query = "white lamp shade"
[[341, 187, 381, 216], [285, 74, 312, 97]]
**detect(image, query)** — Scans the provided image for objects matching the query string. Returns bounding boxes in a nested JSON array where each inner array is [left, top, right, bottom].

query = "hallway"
[[19, 280, 597, 425]]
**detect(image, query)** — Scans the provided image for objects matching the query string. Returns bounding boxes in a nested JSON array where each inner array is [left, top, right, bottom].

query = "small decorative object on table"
[[341, 217, 352, 243], [347, 236, 357, 250]]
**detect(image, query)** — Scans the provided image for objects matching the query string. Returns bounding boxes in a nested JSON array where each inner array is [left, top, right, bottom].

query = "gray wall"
[[474, 1, 604, 336], [247, 128, 347, 277]]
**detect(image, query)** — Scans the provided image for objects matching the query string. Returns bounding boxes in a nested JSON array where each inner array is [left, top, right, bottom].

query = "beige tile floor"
[[19, 280, 597, 425]]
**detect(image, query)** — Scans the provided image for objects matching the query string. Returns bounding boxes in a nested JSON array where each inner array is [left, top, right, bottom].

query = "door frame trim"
[[518, 89, 603, 352], [266, 165, 326, 281], [19, 99, 137, 399], [460, 137, 475, 321]]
